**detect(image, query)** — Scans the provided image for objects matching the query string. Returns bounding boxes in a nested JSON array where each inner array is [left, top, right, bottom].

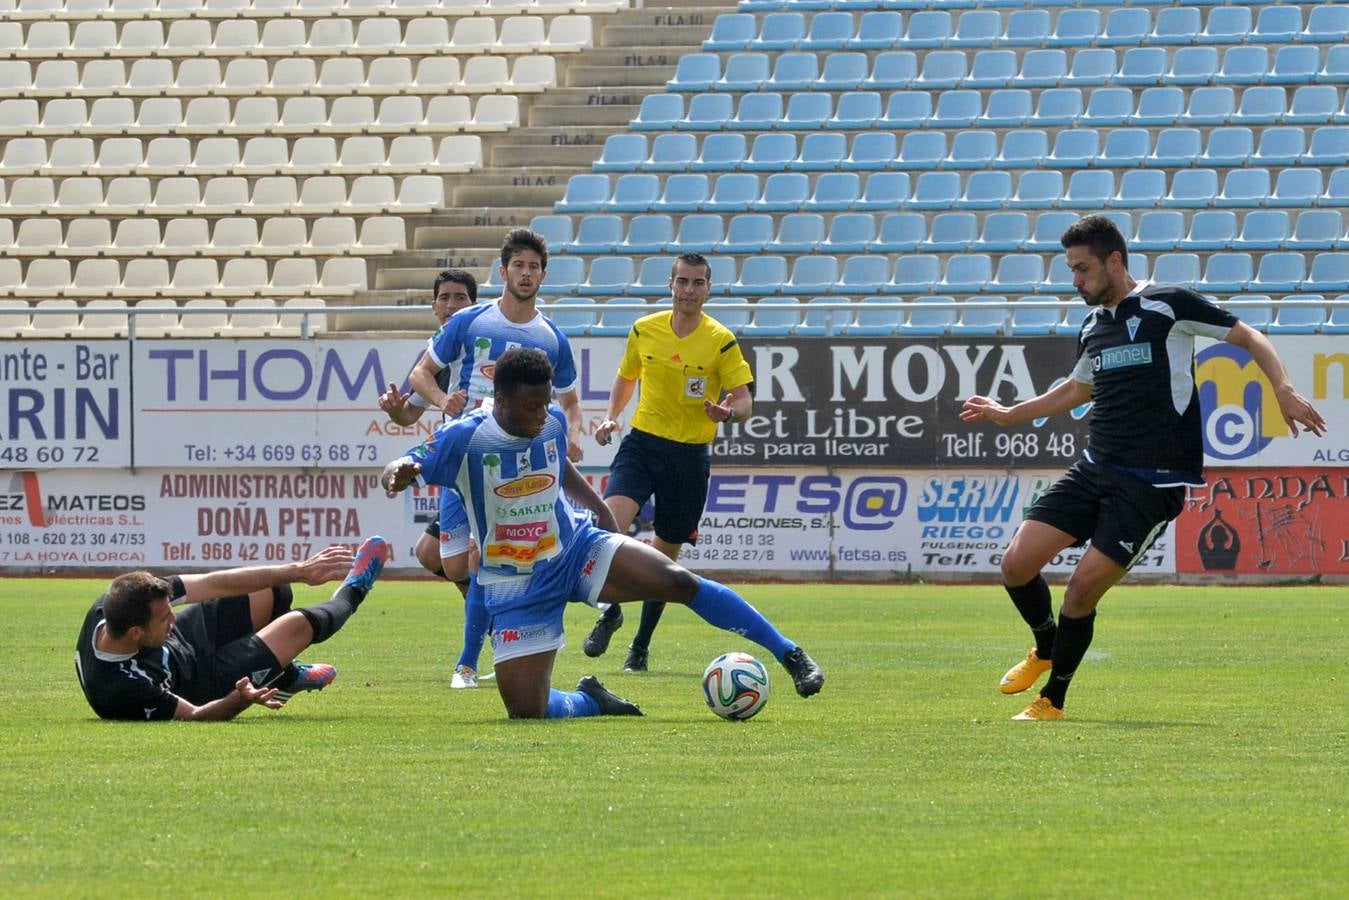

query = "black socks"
[[1040, 611, 1096, 709], [1005, 575, 1056, 659], [298, 584, 366, 644], [630, 601, 667, 651]]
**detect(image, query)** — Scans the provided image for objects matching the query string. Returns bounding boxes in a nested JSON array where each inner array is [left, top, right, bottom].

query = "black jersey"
[[74, 577, 205, 721], [1070, 283, 1237, 486]]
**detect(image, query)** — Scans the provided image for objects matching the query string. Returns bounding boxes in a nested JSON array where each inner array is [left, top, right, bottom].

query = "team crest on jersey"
[[516, 450, 532, 472], [545, 439, 558, 466], [684, 375, 707, 399], [1126, 316, 1141, 342]]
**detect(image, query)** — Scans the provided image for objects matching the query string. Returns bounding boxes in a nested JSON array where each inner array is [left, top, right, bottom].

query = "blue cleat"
[[344, 535, 390, 593], [274, 662, 337, 704]]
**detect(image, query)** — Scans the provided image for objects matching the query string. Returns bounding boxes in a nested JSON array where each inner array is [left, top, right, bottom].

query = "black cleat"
[[781, 647, 825, 698], [622, 645, 649, 672], [582, 607, 624, 658], [576, 675, 644, 716]]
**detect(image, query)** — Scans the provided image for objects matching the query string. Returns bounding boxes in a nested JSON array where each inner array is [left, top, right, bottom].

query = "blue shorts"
[[478, 522, 624, 664], [437, 490, 471, 559]]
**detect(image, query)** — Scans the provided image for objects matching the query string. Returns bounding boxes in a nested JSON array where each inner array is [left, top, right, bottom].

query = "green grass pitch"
[[2, 579, 1345, 897]]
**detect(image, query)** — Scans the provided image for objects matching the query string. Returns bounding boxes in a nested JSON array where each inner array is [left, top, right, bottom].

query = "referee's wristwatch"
[[725, 409, 737, 424]]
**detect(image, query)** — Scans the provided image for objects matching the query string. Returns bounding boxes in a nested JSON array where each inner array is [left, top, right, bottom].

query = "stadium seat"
[[850, 12, 903, 51], [1180, 211, 1238, 251], [1148, 128, 1202, 168], [1065, 48, 1117, 88], [1270, 169, 1324, 209], [667, 54, 720, 92], [751, 13, 807, 51], [668, 215, 722, 254], [995, 130, 1050, 169], [1009, 170, 1063, 209], [765, 52, 817, 92], [1268, 299, 1328, 335], [1232, 210, 1290, 251], [1050, 130, 1101, 169], [547, 298, 596, 338], [1229, 296, 1274, 332], [717, 53, 771, 92], [741, 296, 802, 337], [836, 255, 890, 295], [732, 93, 785, 131], [973, 213, 1030, 253], [1165, 169, 1220, 208], [766, 213, 825, 253], [1319, 46, 1349, 85], [1217, 46, 1270, 87], [632, 94, 684, 131], [753, 172, 809, 212], [794, 296, 852, 336], [1301, 7, 1349, 44], [821, 213, 877, 255], [1003, 9, 1052, 48], [1181, 87, 1236, 126], [885, 255, 940, 294], [939, 255, 992, 293], [1198, 253, 1253, 293], [628, 256, 675, 296], [804, 173, 861, 212], [577, 257, 635, 297], [717, 214, 773, 253], [556, 174, 609, 213], [704, 14, 756, 51], [944, 131, 997, 171], [1267, 45, 1319, 86], [1080, 89, 1132, 126], [1325, 303, 1349, 335], [733, 256, 788, 296], [869, 213, 925, 253], [1286, 210, 1342, 251], [856, 172, 911, 211], [915, 50, 967, 90], [704, 172, 760, 212], [567, 215, 623, 253], [864, 52, 917, 90], [1306, 253, 1349, 292], [908, 172, 960, 210], [1286, 85, 1338, 125], [1029, 88, 1083, 127], [606, 174, 661, 213], [1250, 252, 1306, 292], [817, 52, 868, 91], [878, 91, 932, 129], [978, 89, 1032, 128], [895, 132, 946, 171], [1132, 87, 1185, 126], [785, 255, 840, 296], [646, 133, 697, 173], [1215, 168, 1271, 208], [922, 213, 977, 252], [782, 92, 833, 130], [1324, 170, 1349, 206], [1024, 211, 1079, 251], [959, 171, 1013, 210], [1117, 46, 1167, 86], [653, 174, 709, 213], [951, 301, 1008, 337], [966, 50, 1016, 89], [619, 215, 676, 254], [1008, 304, 1061, 336], [1202, 127, 1255, 167], [594, 134, 647, 173], [693, 133, 748, 173], [793, 133, 847, 171]]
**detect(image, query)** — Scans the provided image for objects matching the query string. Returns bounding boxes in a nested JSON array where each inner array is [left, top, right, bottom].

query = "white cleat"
[[451, 664, 479, 689]]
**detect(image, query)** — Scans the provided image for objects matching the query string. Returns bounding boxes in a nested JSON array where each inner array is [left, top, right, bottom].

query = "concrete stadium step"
[[567, 64, 678, 88], [491, 143, 606, 168], [599, 24, 713, 48], [566, 46, 700, 69], [529, 103, 639, 128]]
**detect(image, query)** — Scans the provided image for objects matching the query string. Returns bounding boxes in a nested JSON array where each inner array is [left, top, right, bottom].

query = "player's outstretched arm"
[[595, 374, 638, 446], [703, 384, 752, 425], [380, 456, 422, 494], [557, 389, 586, 462], [409, 353, 467, 417], [1225, 322, 1327, 438], [379, 381, 426, 427], [172, 677, 282, 721], [960, 378, 1093, 427], [176, 546, 354, 605], [563, 459, 618, 533]]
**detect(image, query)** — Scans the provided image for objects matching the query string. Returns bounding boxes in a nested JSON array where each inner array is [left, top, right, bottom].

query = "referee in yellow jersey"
[[582, 253, 755, 672]]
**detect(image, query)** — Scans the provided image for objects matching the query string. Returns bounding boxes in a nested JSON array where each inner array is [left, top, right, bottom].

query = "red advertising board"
[[1177, 469, 1349, 576]]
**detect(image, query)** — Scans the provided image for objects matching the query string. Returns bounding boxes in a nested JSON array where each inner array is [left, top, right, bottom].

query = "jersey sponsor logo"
[[1096, 344, 1153, 371], [485, 533, 558, 563], [494, 520, 549, 543], [493, 473, 556, 499], [1195, 344, 1285, 461], [1126, 316, 1141, 342], [497, 624, 550, 644]]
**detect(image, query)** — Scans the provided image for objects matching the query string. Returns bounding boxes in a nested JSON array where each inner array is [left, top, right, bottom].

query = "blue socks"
[[456, 591, 491, 670], [687, 578, 795, 663], [545, 689, 601, 718]]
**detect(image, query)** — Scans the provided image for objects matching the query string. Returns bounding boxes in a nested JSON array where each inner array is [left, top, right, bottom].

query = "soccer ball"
[[702, 652, 770, 721]]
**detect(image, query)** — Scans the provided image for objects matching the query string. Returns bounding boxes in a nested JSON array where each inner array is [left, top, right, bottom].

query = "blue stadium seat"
[[1101, 128, 1150, 167], [1200, 6, 1253, 46], [1231, 86, 1286, 126], [785, 255, 840, 296], [966, 50, 1017, 89], [1134, 210, 1184, 251], [1151, 8, 1201, 45], [898, 296, 957, 336], [1201, 126, 1254, 166], [804, 172, 861, 211], [796, 296, 853, 336], [1214, 167, 1270, 208], [959, 171, 1014, 210], [1197, 252, 1253, 293], [629, 256, 675, 297], [951, 301, 1008, 336], [1266, 45, 1318, 86], [991, 254, 1045, 293], [1323, 169, 1349, 206], [931, 90, 983, 128], [843, 131, 897, 171], [543, 257, 586, 294], [900, 10, 953, 49], [793, 132, 847, 171], [879, 91, 932, 129], [1063, 170, 1115, 209], [850, 12, 903, 51], [1250, 253, 1305, 292], [908, 171, 961, 210], [1080, 88, 1132, 126], [1269, 168, 1323, 209], [1216, 46, 1269, 87], [885, 255, 941, 294], [1043, 255, 1077, 292], [1268, 298, 1328, 335], [550, 297, 597, 337], [1015, 50, 1068, 88], [751, 13, 807, 51], [1009, 170, 1064, 209], [529, 214, 573, 250], [555, 174, 609, 213], [1304, 127, 1349, 166], [752, 172, 809, 211], [1009, 304, 1062, 335], [870, 213, 925, 252], [856, 172, 911, 210], [946, 130, 998, 170], [1286, 85, 1338, 125], [740, 296, 802, 337], [1300, 6, 1349, 44], [764, 52, 817, 92], [1319, 46, 1349, 85], [1232, 210, 1290, 251], [692, 133, 747, 173], [922, 212, 977, 252], [704, 172, 759, 212], [1179, 210, 1237, 251], [802, 11, 854, 50], [668, 54, 720, 93], [940, 255, 992, 293], [978, 89, 1036, 129], [742, 133, 796, 172], [733, 255, 787, 296], [733, 92, 785, 131], [1251, 127, 1305, 166], [951, 9, 1001, 48], [646, 133, 697, 172], [715, 52, 770, 91], [1305, 253, 1349, 292], [1116, 46, 1167, 85], [864, 52, 918, 91], [567, 214, 623, 253], [830, 92, 882, 129], [820, 213, 877, 254], [1168, 47, 1219, 86], [704, 14, 756, 51], [1325, 304, 1349, 335], [1165, 169, 1220, 208], [1050, 129, 1100, 168], [1228, 296, 1273, 333], [1002, 9, 1052, 47], [1100, 8, 1150, 47], [704, 297, 750, 334], [1025, 211, 1079, 251], [678, 93, 733, 131], [578, 256, 636, 297], [766, 213, 824, 253], [1111, 169, 1167, 208], [842, 296, 904, 337], [1029, 87, 1083, 127], [652, 174, 708, 213], [620, 215, 676, 254], [1181, 86, 1236, 125], [1049, 9, 1101, 48], [1132, 87, 1184, 125], [973, 212, 1029, 252], [1254, 6, 1302, 45], [590, 304, 647, 337], [1064, 48, 1117, 87], [594, 134, 647, 173], [995, 128, 1049, 168], [1148, 128, 1202, 167], [707, 254, 736, 294], [716, 213, 772, 253], [817, 52, 867, 91], [895, 132, 946, 171], [1286, 210, 1341, 251], [836, 256, 890, 294], [605, 173, 660, 212], [632, 94, 684, 131], [915, 50, 968, 90]]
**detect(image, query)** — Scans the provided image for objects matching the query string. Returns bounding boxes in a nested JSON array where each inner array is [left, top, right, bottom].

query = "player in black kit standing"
[[960, 215, 1326, 720]]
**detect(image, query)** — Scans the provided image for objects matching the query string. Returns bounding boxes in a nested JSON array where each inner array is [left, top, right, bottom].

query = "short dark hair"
[[494, 347, 553, 396], [433, 269, 478, 304], [103, 572, 171, 638], [1061, 215, 1129, 269], [670, 252, 712, 281], [500, 228, 548, 271]]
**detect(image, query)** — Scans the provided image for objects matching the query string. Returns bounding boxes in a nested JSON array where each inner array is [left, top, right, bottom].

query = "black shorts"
[[1025, 460, 1185, 570], [171, 591, 287, 702], [424, 519, 440, 539], [605, 428, 710, 546]]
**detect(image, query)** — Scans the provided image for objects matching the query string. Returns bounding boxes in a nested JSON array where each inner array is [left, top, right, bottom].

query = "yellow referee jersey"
[[619, 310, 753, 445]]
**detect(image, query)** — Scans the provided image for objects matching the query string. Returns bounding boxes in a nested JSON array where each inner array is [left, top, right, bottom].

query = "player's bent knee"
[[441, 554, 470, 583], [662, 566, 702, 604], [414, 535, 442, 573]]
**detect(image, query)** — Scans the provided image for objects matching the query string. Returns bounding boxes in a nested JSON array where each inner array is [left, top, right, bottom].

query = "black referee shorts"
[[605, 428, 711, 546], [1025, 460, 1185, 570]]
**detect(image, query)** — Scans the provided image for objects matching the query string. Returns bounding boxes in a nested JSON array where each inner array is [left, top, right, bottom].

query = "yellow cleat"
[[1000, 648, 1052, 695], [1013, 696, 1065, 721]]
